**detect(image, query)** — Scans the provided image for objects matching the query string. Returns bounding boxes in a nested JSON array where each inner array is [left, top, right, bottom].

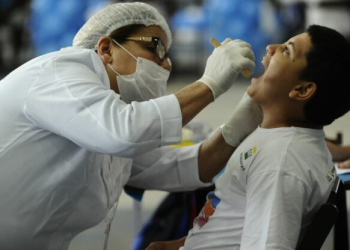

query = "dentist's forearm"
[[175, 82, 214, 127], [198, 130, 236, 183]]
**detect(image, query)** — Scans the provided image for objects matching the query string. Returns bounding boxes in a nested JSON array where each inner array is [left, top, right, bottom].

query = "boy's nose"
[[266, 44, 277, 56]]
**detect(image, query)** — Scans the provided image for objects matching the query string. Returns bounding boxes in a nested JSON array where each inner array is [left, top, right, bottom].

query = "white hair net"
[[73, 2, 172, 50]]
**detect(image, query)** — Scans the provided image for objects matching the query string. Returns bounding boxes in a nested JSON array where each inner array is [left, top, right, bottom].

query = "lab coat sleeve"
[[127, 143, 213, 192], [240, 170, 310, 250], [23, 53, 182, 157]]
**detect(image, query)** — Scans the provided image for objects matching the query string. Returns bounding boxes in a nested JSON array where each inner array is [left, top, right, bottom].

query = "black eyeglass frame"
[[125, 36, 168, 61]]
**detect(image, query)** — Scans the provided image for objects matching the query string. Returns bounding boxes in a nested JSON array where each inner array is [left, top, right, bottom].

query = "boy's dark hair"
[[301, 25, 350, 126]]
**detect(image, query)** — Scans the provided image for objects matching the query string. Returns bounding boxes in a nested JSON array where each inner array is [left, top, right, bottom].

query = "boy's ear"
[[96, 36, 113, 65], [289, 82, 317, 101]]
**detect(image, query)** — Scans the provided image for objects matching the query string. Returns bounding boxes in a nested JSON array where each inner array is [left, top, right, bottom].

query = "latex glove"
[[221, 91, 263, 147], [198, 39, 255, 99]]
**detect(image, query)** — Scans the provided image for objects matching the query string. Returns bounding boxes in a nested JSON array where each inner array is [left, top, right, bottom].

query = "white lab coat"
[[0, 48, 210, 249]]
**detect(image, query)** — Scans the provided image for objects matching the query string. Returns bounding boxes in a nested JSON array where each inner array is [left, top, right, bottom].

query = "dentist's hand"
[[221, 91, 263, 147], [198, 39, 255, 99]]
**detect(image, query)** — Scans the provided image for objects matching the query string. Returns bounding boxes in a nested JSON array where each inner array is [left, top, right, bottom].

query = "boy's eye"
[[284, 46, 290, 55]]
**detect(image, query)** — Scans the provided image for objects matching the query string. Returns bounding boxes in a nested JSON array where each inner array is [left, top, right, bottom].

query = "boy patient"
[[146, 25, 350, 250]]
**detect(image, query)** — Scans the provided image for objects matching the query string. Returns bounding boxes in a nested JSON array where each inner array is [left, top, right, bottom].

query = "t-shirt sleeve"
[[23, 56, 182, 157], [240, 170, 310, 250]]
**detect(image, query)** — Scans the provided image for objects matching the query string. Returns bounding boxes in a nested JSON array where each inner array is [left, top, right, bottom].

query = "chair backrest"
[[296, 176, 342, 250]]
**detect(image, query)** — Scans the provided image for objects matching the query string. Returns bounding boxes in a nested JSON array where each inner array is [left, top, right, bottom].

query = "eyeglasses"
[[125, 37, 168, 61]]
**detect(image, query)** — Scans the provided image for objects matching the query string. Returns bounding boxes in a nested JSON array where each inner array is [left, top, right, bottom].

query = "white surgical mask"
[[108, 39, 170, 104]]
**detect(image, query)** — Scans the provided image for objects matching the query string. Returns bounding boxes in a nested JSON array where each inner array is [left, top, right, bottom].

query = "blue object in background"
[[171, 4, 208, 32], [169, 4, 209, 74], [169, 0, 286, 75], [202, 0, 277, 74], [30, 0, 107, 56], [339, 173, 350, 183]]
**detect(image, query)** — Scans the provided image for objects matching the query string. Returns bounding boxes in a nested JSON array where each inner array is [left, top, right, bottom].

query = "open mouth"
[[251, 57, 267, 84], [262, 56, 268, 72]]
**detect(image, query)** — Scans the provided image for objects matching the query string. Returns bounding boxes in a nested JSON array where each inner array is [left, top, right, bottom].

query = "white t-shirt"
[[182, 126, 336, 250], [0, 48, 210, 249]]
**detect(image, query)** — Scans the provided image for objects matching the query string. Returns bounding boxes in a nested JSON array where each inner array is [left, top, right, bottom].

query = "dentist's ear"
[[289, 82, 317, 101], [96, 36, 120, 94], [96, 36, 114, 65]]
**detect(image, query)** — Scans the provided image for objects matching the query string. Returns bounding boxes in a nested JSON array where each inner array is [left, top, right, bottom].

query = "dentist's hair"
[[301, 25, 350, 126], [108, 25, 144, 45], [73, 2, 172, 50]]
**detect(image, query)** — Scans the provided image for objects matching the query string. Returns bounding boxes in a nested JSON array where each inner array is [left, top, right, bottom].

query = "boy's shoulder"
[[232, 126, 328, 174]]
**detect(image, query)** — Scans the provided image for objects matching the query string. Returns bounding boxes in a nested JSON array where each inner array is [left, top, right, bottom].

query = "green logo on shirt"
[[240, 147, 257, 171], [244, 146, 257, 160], [240, 153, 245, 171], [326, 167, 336, 183]]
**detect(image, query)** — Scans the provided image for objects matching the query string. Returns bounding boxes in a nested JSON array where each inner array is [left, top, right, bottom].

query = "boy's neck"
[[261, 110, 322, 129]]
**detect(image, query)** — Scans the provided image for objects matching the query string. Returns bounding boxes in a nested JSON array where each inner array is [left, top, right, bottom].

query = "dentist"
[[0, 2, 258, 249]]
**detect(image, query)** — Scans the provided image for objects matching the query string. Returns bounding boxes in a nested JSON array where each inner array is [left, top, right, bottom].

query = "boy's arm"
[[326, 140, 350, 162]]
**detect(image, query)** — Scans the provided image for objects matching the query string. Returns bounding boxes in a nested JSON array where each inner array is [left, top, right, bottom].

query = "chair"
[[326, 132, 349, 250], [297, 176, 343, 250]]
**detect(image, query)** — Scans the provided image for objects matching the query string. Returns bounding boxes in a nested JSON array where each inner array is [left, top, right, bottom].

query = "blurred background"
[[1, 0, 350, 249], [2, 0, 350, 79]]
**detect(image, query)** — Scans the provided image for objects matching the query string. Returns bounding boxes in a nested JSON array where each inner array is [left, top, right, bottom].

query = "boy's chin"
[[246, 85, 255, 98], [250, 73, 264, 85], [247, 78, 263, 102]]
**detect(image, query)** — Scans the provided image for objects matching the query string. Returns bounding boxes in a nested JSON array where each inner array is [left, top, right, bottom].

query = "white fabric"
[[182, 126, 336, 250], [222, 92, 263, 147], [0, 47, 209, 249], [198, 39, 255, 99], [73, 2, 172, 50], [129, 143, 212, 192], [108, 40, 169, 104]]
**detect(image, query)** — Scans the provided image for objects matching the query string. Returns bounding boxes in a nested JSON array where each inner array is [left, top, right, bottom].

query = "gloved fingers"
[[233, 57, 256, 75], [200, 38, 255, 100], [215, 40, 253, 60], [223, 41, 255, 62], [221, 90, 263, 147], [239, 91, 263, 118], [230, 40, 252, 49], [240, 91, 251, 102], [235, 91, 253, 108], [221, 38, 232, 45], [239, 47, 255, 62], [230, 39, 243, 43]]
